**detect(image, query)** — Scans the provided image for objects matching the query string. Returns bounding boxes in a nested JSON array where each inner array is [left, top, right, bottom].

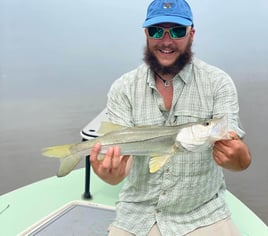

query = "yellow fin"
[[57, 154, 82, 177], [42, 144, 74, 158], [97, 122, 126, 135], [149, 155, 170, 173]]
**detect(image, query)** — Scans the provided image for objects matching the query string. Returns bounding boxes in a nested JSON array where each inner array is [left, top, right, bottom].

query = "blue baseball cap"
[[143, 0, 193, 27]]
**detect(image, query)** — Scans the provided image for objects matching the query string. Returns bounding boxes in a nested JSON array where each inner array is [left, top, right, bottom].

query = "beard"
[[143, 40, 193, 75]]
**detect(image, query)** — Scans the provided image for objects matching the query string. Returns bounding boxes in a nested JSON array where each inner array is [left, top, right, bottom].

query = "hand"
[[90, 143, 131, 185], [213, 132, 251, 171]]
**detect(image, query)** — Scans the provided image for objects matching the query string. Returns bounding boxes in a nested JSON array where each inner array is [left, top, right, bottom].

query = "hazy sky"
[[0, 2, 267, 222], [0, 0, 267, 100]]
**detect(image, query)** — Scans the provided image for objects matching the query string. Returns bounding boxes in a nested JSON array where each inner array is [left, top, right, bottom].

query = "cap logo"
[[163, 3, 173, 9]]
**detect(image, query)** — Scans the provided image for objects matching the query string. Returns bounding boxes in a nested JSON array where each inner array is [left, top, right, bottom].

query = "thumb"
[[229, 131, 239, 140]]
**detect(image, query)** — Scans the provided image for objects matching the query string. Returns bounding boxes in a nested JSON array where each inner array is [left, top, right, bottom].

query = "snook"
[[42, 116, 230, 177]]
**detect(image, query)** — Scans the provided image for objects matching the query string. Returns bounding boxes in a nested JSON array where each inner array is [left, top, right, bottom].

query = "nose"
[[161, 31, 173, 43]]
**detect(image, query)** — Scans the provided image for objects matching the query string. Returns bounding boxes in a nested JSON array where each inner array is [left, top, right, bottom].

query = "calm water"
[[0, 0, 267, 225]]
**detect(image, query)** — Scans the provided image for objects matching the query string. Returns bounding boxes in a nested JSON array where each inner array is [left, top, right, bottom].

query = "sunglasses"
[[147, 26, 191, 39]]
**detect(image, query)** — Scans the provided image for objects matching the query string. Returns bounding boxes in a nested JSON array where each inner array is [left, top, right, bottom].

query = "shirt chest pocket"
[[132, 110, 166, 126], [172, 110, 213, 125]]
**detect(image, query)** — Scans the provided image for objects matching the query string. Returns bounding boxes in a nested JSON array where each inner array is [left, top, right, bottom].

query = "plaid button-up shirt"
[[106, 57, 245, 236]]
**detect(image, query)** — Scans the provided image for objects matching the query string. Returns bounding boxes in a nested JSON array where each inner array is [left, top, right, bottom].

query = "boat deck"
[[0, 167, 267, 235], [0, 168, 122, 235]]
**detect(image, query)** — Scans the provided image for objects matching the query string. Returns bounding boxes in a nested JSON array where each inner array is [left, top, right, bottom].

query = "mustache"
[[157, 44, 177, 52]]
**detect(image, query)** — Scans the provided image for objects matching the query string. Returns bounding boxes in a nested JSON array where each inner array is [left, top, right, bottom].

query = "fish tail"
[[57, 154, 82, 177], [42, 144, 82, 177], [42, 144, 74, 158]]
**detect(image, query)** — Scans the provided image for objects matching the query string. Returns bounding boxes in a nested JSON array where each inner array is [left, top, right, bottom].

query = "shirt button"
[[166, 168, 170, 173], [162, 191, 166, 196]]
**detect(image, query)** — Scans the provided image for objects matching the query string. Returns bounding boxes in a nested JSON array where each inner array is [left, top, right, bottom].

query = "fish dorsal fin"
[[97, 122, 126, 135], [149, 155, 171, 173]]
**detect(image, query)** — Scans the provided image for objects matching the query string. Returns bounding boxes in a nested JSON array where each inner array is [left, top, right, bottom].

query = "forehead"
[[153, 23, 184, 28]]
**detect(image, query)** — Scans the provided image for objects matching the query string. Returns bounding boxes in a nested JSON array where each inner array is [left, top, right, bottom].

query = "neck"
[[155, 71, 174, 88]]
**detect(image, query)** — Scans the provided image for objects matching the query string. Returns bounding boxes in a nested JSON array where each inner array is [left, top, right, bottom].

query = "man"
[[90, 0, 251, 235]]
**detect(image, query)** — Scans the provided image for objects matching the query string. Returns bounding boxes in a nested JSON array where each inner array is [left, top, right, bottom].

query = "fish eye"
[[204, 121, 210, 126]]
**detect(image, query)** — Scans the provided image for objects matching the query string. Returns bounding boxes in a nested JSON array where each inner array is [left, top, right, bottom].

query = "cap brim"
[[143, 16, 192, 28]]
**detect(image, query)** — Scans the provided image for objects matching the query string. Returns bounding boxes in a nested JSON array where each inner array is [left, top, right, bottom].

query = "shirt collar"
[[177, 61, 193, 84], [147, 69, 156, 88]]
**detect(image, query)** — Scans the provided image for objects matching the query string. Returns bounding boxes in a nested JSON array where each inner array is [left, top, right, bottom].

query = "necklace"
[[155, 72, 173, 88]]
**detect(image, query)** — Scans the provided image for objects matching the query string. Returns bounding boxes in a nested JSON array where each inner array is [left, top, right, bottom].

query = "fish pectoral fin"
[[149, 155, 171, 173]]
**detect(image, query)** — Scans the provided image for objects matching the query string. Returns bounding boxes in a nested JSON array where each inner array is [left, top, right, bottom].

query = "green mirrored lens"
[[148, 27, 164, 38], [170, 27, 187, 38]]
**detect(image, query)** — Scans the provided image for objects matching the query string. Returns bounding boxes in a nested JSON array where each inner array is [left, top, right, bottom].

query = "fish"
[[42, 115, 230, 177]]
